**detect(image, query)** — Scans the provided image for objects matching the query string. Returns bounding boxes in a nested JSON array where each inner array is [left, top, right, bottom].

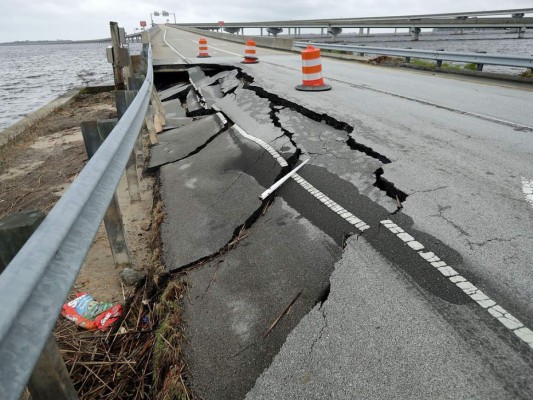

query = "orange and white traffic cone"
[[242, 39, 259, 64], [295, 46, 331, 91], [197, 38, 210, 58]]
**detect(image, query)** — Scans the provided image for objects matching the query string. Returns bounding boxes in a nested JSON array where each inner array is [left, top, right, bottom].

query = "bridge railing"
[[293, 41, 533, 71], [0, 31, 154, 400]]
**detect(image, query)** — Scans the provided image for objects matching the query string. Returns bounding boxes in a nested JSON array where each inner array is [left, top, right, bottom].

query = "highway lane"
[[151, 26, 533, 399], [152, 25, 288, 64], [160, 25, 533, 127]]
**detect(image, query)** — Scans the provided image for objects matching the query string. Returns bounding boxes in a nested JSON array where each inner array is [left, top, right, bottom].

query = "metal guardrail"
[[0, 44, 153, 400], [294, 42, 533, 69]]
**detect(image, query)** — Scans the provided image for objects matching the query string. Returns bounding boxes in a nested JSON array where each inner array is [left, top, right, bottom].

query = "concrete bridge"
[[148, 23, 533, 400], [171, 8, 533, 39]]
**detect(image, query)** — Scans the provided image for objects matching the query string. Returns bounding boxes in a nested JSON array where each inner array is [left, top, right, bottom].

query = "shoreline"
[[0, 85, 114, 148]]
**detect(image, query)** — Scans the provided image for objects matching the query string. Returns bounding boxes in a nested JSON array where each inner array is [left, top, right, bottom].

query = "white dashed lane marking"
[[230, 122, 369, 232], [293, 173, 369, 232], [521, 177, 533, 209], [380, 219, 533, 349], [213, 108, 532, 346]]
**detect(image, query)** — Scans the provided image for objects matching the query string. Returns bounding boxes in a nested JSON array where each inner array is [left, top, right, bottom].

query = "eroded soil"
[[0, 90, 154, 300]]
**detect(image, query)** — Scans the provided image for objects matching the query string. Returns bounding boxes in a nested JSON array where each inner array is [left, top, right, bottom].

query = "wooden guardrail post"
[[150, 87, 166, 127], [109, 22, 126, 90], [0, 210, 44, 274], [97, 117, 142, 201], [129, 52, 152, 153], [141, 31, 150, 57], [114, 91, 144, 197], [121, 77, 146, 166], [80, 121, 132, 267], [144, 105, 159, 146], [126, 78, 147, 166], [0, 211, 78, 399], [28, 336, 78, 400]]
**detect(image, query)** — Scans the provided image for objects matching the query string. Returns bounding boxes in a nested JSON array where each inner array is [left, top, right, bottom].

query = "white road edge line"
[[162, 27, 191, 64], [215, 112, 228, 126], [260, 159, 309, 200], [521, 177, 533, 209], [189, 39, 243, 57], [224, 118, 369, 232], [380, 219, 533, 349]]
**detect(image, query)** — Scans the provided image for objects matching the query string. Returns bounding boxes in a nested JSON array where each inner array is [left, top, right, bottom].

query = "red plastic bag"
[[61, 293, 122, 331]]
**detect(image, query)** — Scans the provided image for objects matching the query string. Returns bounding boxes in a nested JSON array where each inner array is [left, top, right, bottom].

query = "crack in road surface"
[[150, 62, 533, 399], [237, 72, 406, 206]]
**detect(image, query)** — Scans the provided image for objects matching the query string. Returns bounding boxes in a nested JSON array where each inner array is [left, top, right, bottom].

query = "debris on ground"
[[61, 292, 122, 331], [120, 268, 148, 286], [367, 55, 403, 65]]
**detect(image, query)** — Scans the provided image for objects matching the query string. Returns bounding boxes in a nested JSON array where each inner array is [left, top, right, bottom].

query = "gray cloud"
[[1, 0, 531, 41]]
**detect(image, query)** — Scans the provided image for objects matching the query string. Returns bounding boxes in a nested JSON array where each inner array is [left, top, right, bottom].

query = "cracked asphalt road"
[[151, 26, 533, 399]]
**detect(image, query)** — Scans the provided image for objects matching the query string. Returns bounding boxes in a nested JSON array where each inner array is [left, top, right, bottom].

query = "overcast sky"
[[1, 0, 531, 42]]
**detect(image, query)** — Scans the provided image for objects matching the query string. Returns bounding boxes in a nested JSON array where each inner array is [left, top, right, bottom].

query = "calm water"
[[0, 33, 531, 131], [0, 42, 141, 132]]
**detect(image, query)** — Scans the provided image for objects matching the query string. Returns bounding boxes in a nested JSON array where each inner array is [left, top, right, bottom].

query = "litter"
[[61, 292, 122, 331]]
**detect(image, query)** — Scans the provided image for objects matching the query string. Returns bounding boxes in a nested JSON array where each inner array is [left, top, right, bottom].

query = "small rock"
[[140, 221, 151, 231], [120, 268, 147, 286]]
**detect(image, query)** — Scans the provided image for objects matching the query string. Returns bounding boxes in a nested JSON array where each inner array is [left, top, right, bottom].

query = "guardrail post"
[[109, 22, 126, 90], [404, 47, 412, 63], [127, 76, 144, 91], [130, 54, 148, 79], [141, 31, 150, 57], [150, 87, 167, 127], [125, 79, 147, 165], [80, 121, 132, 267], [114, 91, 143, 202], [145, 105, 159, 145], [28, 336, 78, 400], [0, 211, 78, 400], [0, 210, 45, 274], [435, 50, 445, 68], [128, 52, 150, 161]]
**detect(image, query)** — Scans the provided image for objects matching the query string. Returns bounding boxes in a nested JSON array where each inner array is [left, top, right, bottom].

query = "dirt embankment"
[[0, 90, 179, 399], [0, 90, 156, 298], [0, 92, 116, 218]]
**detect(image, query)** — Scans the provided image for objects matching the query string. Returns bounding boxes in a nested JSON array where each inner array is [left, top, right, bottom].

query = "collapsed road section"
[[148, 63, 533, 399]]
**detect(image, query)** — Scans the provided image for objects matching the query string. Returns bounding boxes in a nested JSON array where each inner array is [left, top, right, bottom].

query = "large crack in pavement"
[[268, 103, 302, 168], [236, 71, 408, 210], [148, 125, 227, 170], [150, 64, 533, 400], [171, 196, 275, 273], [152, 68, 346, 399]]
